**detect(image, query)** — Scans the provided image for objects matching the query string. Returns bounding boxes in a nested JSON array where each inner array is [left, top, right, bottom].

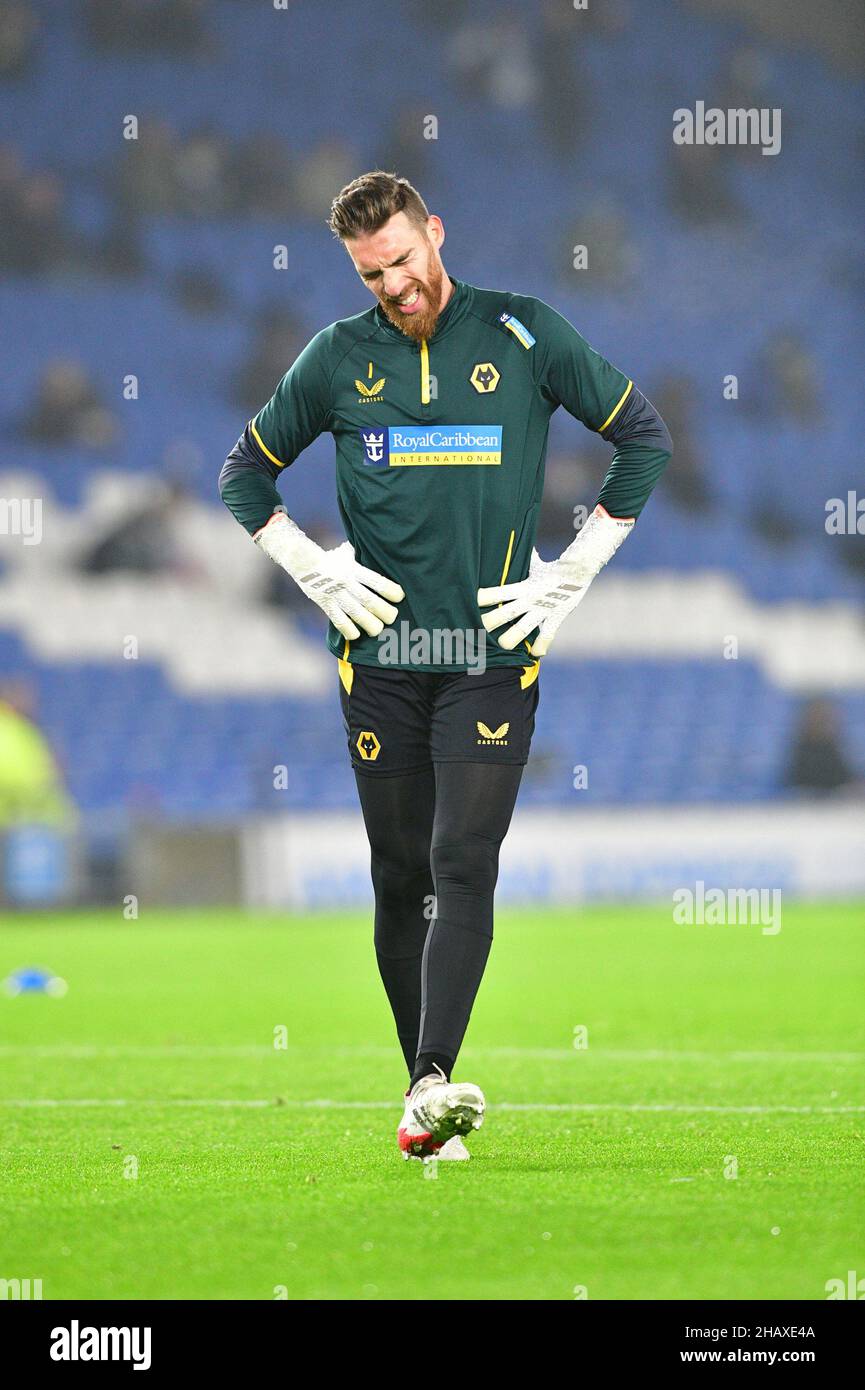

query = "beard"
[[377, 251, 446, 342]]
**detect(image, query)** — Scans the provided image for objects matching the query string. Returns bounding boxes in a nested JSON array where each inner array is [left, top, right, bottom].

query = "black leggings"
[[354, 761, 524, 1084]]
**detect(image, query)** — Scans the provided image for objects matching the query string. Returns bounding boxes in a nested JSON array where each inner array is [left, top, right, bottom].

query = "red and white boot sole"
[[398, 1082, 485, 1161]]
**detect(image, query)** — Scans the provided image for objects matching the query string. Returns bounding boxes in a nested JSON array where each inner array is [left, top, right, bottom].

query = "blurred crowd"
[[2, 0, 840, 564], [1, 0, 863, 808], [0, 5, 860, 558]]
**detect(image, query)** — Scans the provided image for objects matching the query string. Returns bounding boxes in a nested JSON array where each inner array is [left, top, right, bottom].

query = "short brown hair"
[[328, 171, 429, 240]]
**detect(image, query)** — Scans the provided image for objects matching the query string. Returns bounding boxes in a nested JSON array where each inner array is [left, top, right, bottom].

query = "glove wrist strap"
[[559, 503, 634, 579], [253, 509, 319, 577]]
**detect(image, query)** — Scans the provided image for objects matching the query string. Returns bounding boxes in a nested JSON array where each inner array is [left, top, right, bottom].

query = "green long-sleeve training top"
[[220, 277, 672, 671]]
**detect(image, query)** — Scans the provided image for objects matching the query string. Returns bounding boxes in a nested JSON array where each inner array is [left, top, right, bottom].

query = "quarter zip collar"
[[374, 277, 472, 346]]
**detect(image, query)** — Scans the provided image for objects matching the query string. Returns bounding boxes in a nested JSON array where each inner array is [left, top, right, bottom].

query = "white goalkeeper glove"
[[477, 505, 634, 656], [254, 511, 403, 640]]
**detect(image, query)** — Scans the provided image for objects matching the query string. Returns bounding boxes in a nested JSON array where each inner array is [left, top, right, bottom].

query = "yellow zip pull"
[[420, 340, 431, 405]]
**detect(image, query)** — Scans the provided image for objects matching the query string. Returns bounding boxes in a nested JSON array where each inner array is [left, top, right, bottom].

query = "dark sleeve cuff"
[[219, 425, 284, 536], [596, 386, 672, 520]]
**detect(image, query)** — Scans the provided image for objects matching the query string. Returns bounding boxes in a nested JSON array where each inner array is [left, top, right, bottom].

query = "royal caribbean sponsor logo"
[[359, 425, 502, 467], [360, 428, 388, 465]]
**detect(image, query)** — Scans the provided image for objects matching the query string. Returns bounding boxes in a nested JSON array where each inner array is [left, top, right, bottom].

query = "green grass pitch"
[[0, 903, 862, 1301]]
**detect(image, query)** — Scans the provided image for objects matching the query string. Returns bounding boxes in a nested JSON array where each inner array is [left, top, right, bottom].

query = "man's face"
[[345, 211, 447, 342]]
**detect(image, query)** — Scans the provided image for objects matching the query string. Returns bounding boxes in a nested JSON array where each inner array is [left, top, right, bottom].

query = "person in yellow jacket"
[[0, 685, 76, 827]]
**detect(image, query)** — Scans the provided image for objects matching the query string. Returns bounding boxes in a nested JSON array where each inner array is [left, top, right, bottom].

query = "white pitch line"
[[470, 1048, 865, 1064], [0, 1099, 862, 1115], [0, 1045, 861, 1063], [494, 1103, 865, 1115]]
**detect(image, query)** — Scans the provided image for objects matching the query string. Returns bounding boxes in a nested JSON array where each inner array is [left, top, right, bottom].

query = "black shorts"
[[338, 660, 540, 775]]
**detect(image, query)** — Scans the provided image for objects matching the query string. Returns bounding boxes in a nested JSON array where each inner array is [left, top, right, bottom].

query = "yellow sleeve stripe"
[[499, 529, 516, 586], [250, 419, 287, 470], [598, 379, 633, 434]]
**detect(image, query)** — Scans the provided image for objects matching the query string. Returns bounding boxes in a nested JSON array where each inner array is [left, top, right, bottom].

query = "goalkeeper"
[[219, 172, 672, 1160]]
